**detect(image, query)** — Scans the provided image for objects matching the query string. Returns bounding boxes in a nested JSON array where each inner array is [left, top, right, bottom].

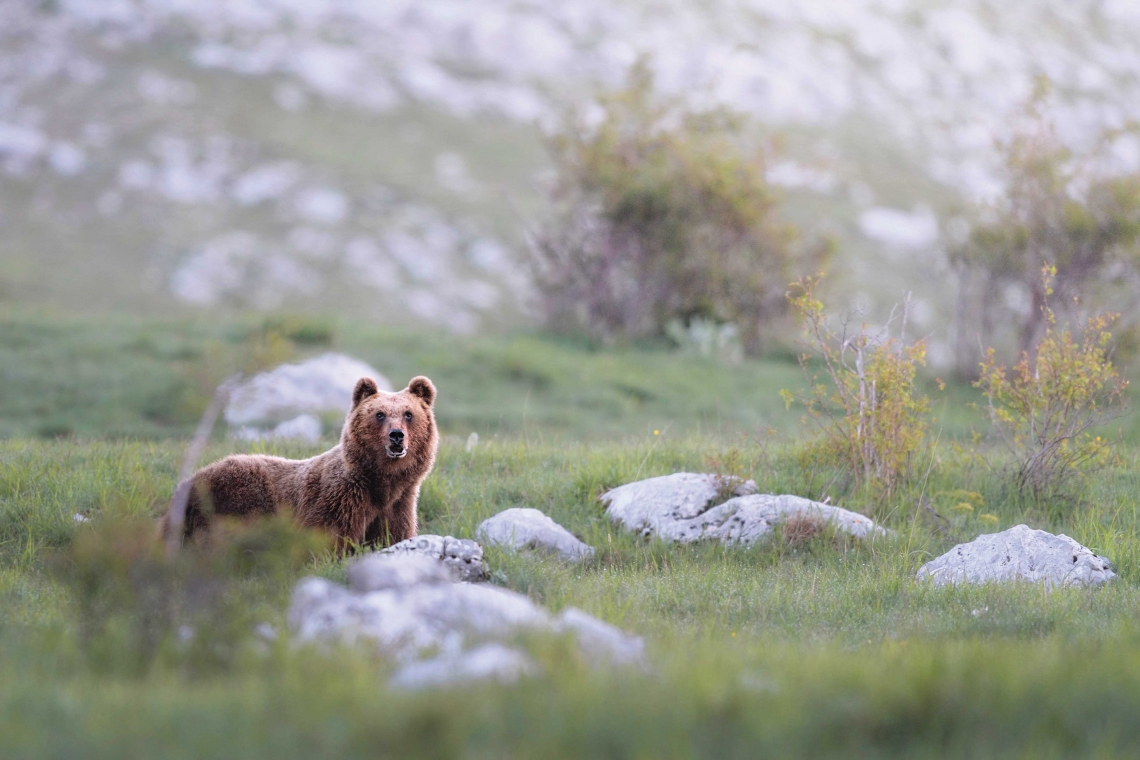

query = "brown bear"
[[161, 375, 438, 551]]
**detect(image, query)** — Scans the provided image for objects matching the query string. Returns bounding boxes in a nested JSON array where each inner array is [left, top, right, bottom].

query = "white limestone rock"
[[270, 413, 323, 442], [234, 413, 322, 443], [916, 524, 1116, 588], [390, 644, 538, 690], [288, 574, 548, 660], [477, 508, 595, 562], [348, 553, 452, 593], [287, 554, 646, 688], [557, 607, 644, 666], [601, 473, 884, 545], [379, 534, 488, 583], [225, 353, 391, 428], [603, 473, 757, 540]]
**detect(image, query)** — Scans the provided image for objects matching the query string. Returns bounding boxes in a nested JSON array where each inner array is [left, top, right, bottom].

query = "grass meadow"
[[2, 313, 1140, 757]]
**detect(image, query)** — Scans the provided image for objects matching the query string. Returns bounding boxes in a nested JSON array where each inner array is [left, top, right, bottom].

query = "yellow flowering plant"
[[976, 265, 1129, 500]]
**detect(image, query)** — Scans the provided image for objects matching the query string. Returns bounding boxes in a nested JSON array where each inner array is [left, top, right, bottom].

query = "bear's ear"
[[352, 377, 379, 408], [407, 376, 436, 407]]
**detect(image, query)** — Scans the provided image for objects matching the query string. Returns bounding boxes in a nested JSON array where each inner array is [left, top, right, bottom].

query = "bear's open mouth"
[[386, 445, 407, 459]]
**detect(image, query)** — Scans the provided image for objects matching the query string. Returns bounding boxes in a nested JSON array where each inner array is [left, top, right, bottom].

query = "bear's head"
[[343, 376, 438, 473]]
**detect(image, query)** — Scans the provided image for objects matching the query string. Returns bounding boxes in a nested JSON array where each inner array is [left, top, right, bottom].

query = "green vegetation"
[[0, 311, 814, 440], [3, 435, 1140, 757], [3, 309, 1140, 757], [532, 61, 825, 353], [977, 266, 1131, 499], [785, 276, 932, 496], [950, 83, 1140, 373]]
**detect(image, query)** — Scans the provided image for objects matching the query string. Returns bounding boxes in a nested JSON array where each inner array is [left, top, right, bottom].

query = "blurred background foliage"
[[531, 61, 826, 353], [4, 0, 1140, 382], [950, 83, 1140, 376]]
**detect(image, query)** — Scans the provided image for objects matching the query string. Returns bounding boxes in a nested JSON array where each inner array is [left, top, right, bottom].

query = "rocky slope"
[[4, 1, 1139, 352]]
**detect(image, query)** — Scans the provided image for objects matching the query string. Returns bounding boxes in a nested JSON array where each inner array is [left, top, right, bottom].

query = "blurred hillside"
[[4, 1, 1140, 365]]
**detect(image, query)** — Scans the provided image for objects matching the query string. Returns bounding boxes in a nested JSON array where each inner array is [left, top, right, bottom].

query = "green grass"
[[0, 311, 812, 440], [6, 309, 1071, 443], [3, 311, 1140, 757], [4, 432, 1140, 758]]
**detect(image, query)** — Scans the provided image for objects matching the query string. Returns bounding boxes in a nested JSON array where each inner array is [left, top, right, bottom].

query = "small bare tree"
[[783, 276, 931, 497]]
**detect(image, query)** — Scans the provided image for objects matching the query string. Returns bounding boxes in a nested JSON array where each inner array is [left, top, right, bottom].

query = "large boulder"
[[390, 643, 538, 690], [347, 552, 452, 592], [378, 534, 488, 583], [477, 508, 595, 562], [233, 413, 323, 443], [916, 524, 1116, 588], [225, 353, 391, 433], [288, 552, 645, 689], [602, 473, 885, 544]]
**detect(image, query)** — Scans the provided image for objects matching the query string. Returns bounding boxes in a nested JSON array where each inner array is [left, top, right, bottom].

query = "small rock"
[[225, 353, 391, 428], [477, 508, 595, 562], [379, 534, 489, 582], [916, 524, 1116, 588], [601, 473, 884, 545], [390, 643, 538, 690]]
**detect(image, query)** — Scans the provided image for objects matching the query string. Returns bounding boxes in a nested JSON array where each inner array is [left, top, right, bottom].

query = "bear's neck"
[[340, 437, 394, 488]]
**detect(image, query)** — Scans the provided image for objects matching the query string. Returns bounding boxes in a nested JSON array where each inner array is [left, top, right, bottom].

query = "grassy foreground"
[[4, 434, 1140, 758]]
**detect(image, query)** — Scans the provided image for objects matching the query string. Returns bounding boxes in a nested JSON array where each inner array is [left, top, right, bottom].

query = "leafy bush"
[[50, 515, 329, 675], [950, 80, 1140, 375], [782, 276, 931, 496], [975, 265, 1130, 500], [261, 314, 337, 347], [530, 60, 824, 354]]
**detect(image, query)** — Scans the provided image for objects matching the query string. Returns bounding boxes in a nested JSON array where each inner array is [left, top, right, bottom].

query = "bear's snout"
[[386, 429, 407, 458]]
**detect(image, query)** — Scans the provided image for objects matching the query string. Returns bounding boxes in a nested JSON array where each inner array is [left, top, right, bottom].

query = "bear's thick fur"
[[161, 375, 438, 550]]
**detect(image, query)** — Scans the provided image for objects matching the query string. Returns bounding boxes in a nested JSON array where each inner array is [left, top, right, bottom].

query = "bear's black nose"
[[389, 429, 405, 444]]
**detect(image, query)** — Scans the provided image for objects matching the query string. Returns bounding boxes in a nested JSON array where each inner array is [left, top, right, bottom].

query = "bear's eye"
[[375, 411, 386, 421], [404, 411, 413, 421]]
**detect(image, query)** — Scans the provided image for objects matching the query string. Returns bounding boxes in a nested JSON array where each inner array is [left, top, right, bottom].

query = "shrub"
[[530, 60, 824, 354], [782, 276, 931, 497], [975, 265, 1129, 500], [51, 515, 329, 675], [261, 314, 336, 347], [950, 80, 1140, 376]]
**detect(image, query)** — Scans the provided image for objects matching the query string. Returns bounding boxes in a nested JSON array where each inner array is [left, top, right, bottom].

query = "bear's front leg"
[[363, 490, 418, 549], [387, 487, 419, 544], [363, 513, 395, 548]]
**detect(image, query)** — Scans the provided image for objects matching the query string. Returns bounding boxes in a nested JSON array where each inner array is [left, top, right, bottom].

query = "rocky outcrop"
[[916, 524, 1116, 588], [601, 473, 885, 545], [288, 552, 644, 689], [477, 508, 595, 562]]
